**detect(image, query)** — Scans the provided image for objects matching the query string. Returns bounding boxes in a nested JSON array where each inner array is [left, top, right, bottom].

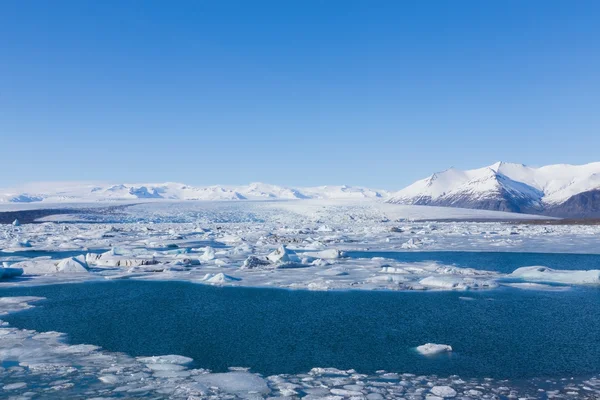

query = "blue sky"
[[1, 1, 599, 189]]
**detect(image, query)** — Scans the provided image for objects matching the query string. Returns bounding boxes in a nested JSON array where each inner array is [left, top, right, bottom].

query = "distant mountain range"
[[3, 162, 600, 218], [387, 162, 600, 217], [0, 182, 389, 203]]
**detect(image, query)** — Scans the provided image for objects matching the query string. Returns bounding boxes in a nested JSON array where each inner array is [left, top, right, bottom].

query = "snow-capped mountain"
[[0, 182, 389, 204], [387, 162, 600, 217]]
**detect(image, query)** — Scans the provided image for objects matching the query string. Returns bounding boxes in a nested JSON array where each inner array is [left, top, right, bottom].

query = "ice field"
[[1, 200, 600, 399]]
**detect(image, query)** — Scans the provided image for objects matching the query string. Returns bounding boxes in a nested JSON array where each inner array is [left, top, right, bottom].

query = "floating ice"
[[430, 385, 457, 397], [511, 266, 600, 285], [419, 276, 496, 290], [137, 354, 193, 365], [0, 295, 597, 399], [194, 372, 270, 394], [266, 245, 299, 264], [199, 247, 216, 261], [301, 248, 342, 259], [240, 256, 271, 270], [56, 256, 89, 273], [416, 343, 453, 356], [200, 273, 240, 284]]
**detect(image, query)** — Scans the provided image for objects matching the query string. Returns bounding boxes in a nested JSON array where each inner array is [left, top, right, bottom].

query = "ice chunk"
[[416, 343, 453, 356], [12, 256, 89, 275], [419, 276, 496, 290], [510, 266, 600, 285], [56, 256, 89, 273], [0, 296, 45, 315], [12, 219, 20, 226], [200, 273, 240, 284], [137, 355, 193, 365], [266, 245, 299, 264], [194, 372, 270, 395], [199, 247, 216, 261], [302, 249, 341, 259], [402, 238, 422, 249], [430, 385, 457, 397], [316, 267, 348, 276], [240, 256, 271, 270]]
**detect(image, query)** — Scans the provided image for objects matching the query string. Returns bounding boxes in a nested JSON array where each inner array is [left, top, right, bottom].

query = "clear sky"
[[1, 1, 599, 189]]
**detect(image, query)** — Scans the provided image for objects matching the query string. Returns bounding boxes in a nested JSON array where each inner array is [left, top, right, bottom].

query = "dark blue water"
[[346, 251, 600, 273], [1, 280, 599, 380]]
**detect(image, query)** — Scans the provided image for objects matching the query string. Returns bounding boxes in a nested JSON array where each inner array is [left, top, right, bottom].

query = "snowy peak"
[[388, 162, 600, 216]]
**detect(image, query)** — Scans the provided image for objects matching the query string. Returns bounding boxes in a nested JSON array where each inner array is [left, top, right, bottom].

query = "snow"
[[0, 182, 389, 203], [510, 266, 600, 285], [416, 343, 453, 356], [388, 161, 600, 206]]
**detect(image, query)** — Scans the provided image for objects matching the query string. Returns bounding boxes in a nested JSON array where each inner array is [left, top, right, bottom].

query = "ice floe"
[[416, 343, 453, 356], [510, 266, 600, 285]]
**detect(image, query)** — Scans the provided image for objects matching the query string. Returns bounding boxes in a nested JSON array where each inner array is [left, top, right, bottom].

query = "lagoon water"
[[346, 250, 600, 273], [1, 276, 599, 380]]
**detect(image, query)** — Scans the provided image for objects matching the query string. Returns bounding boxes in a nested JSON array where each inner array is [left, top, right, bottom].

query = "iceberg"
[[510, 266, 600, 285], [266, 245, 299, 264], [416, 343, 453, 356], [200, 273, 240, 284], [56, 256, 89, 273]]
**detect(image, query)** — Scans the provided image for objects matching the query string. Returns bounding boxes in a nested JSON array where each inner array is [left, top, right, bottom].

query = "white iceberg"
[[56, 256, 89, 273], [266, 245, 299, 264], [416, 343, 453, 356], [200, 273, 240, 284], [510, 266, 600, 285], [199, 247, 216, 261]]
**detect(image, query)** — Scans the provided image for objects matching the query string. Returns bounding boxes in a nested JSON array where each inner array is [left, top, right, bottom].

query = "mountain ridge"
[[0, 182, 390, 204], [387, 161, 600, 217], [3, 162, 600, 217]]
